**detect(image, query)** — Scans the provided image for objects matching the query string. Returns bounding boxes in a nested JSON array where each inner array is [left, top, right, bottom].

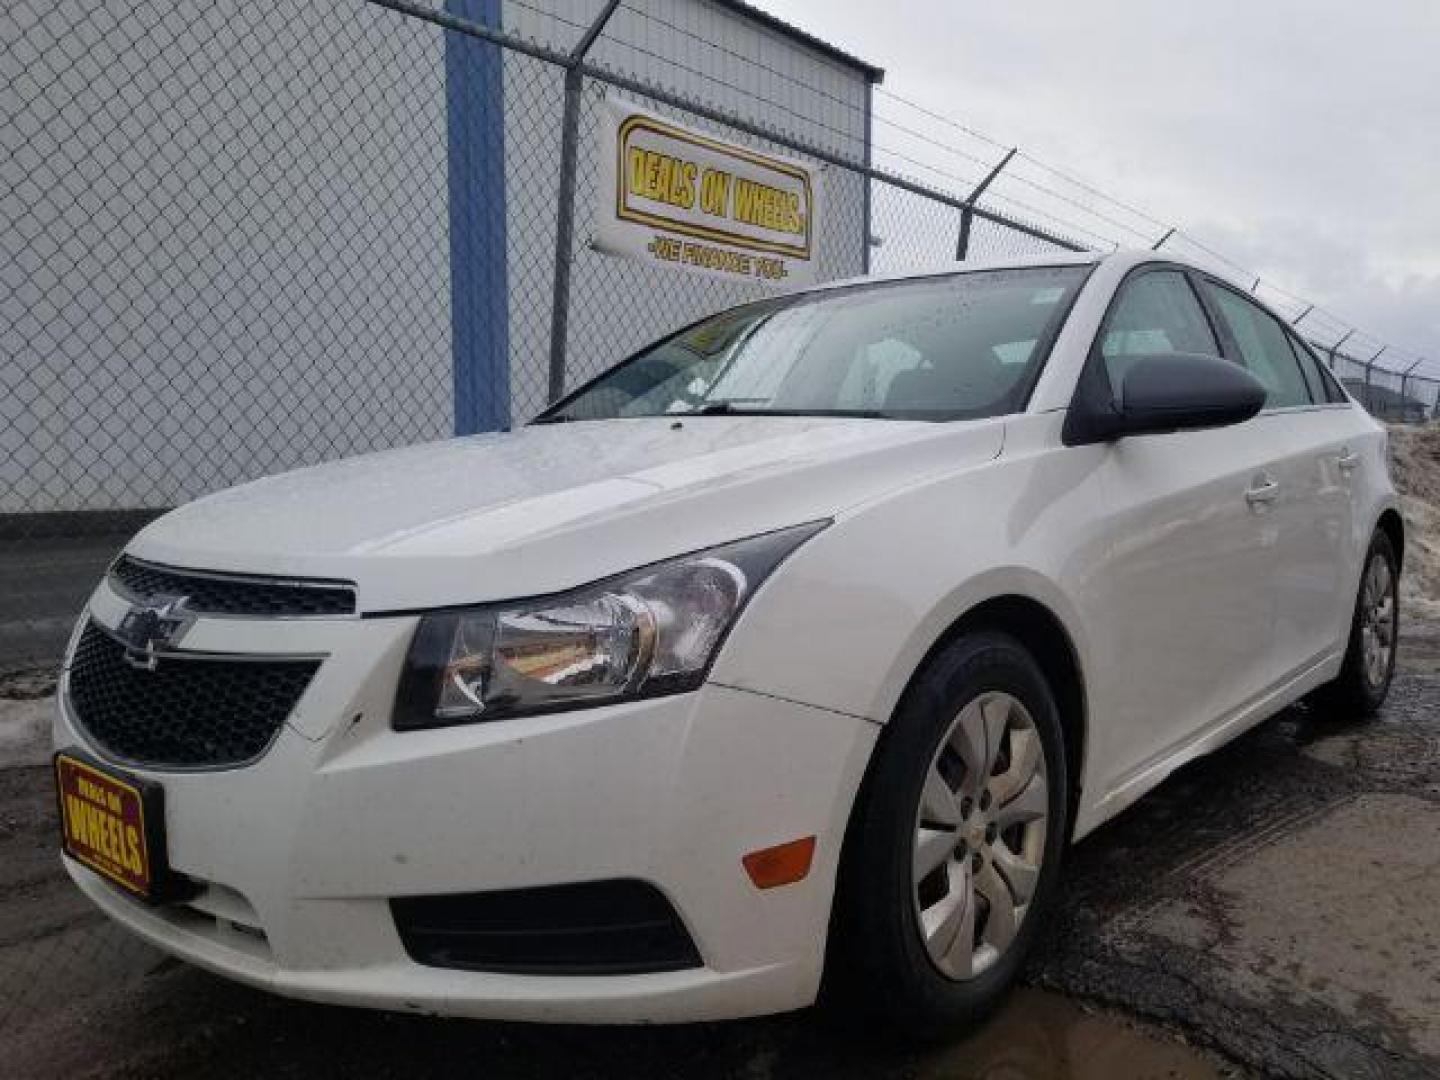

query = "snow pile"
[[1389, 424, 1440, 620]]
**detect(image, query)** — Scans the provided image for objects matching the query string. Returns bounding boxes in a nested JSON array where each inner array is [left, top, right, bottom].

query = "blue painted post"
[[444, 0, 508, 434]]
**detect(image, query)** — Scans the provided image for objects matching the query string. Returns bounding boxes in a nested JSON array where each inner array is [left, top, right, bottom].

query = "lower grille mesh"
[[391, 879, 702, 975], [67, 621, 320, 769]]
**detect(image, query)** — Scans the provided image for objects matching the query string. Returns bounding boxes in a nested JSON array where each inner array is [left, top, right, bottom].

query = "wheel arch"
[[821, 590, 1090, 1002], [921, 595, 1088, 826], [862, 588, 1090, 840], [1376, 507, 1405, 572]]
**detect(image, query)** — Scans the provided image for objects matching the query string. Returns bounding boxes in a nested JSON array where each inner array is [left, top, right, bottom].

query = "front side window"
[[1204, 285, 1314, 409], [1100, 270, 1220, 394], [539, 266, 1090, 423]]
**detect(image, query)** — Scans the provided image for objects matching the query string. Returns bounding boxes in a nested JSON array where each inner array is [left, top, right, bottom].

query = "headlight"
[[392, 521, 828, 729]]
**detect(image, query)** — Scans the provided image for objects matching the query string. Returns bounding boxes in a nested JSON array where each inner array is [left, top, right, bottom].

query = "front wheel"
[[830, 631, 1069, 1038], [1314, 529, 1400, 717]]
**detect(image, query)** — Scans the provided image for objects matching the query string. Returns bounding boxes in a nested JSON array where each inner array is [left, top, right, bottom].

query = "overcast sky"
[[758, 0, 1440, 373]]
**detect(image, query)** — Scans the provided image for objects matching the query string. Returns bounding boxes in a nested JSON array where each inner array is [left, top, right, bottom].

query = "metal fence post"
[[1328, 329, 1354, 371], [545, 0, 623, 405], [1365, 347, 1385, 416], [955, 148, 1015, 261], [1401, 359, 1422, 421]]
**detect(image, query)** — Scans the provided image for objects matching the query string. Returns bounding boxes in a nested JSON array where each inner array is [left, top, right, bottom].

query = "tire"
[[1312, 528, 1400, 718], [828, 630, 1069, 1039]]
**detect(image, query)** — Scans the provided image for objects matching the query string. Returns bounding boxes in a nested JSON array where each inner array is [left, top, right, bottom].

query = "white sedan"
[[53, 250, 1401, 1035]]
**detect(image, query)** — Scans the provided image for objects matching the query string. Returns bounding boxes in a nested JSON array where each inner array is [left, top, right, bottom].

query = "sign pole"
[[546, 0, 623, 405]]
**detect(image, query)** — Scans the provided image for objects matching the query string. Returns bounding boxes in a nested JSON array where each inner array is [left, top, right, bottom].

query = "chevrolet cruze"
[[53, 251, 1402, 1034]]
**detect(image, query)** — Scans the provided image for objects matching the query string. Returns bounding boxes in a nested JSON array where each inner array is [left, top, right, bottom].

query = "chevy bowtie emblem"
[[116, 595, 194, 671]]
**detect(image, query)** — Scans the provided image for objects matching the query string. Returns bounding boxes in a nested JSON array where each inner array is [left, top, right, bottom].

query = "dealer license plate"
[[54, 750, 176, 902]]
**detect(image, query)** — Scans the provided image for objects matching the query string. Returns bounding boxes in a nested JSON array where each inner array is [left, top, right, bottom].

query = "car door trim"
[[1086, 648, 1343, 831]]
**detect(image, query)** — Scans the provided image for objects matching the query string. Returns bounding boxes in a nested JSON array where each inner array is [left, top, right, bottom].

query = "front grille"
[[110, 556, 355, 617], [391, 879, 703, 975], [67, 621, 320, 769]]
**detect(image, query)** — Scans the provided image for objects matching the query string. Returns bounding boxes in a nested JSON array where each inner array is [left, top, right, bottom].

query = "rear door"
[[1199, 282, 1359, 677], [1285, 333, 1376, 655]]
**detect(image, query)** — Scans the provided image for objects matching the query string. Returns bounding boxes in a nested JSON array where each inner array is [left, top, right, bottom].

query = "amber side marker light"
[[742, 836, 816, 889]]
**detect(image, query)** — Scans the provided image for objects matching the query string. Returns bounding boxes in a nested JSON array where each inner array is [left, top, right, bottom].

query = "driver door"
[[1084, 268, 1280, 794]]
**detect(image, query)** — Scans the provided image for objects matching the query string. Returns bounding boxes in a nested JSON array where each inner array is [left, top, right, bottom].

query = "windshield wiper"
[[534, 404, 896, 423], [676, 403, 892, 419]]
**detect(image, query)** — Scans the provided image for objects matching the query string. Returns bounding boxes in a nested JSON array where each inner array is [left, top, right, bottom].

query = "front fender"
[[709, 419, 1106, 728]]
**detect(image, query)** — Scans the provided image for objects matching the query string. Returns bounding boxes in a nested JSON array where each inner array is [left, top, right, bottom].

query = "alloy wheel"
[[1360, 553, 1397, 690], [911, 691, 1048, 980]]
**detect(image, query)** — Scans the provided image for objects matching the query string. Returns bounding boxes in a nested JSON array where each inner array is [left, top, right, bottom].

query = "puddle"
[[911, 988, 1228, 1079]]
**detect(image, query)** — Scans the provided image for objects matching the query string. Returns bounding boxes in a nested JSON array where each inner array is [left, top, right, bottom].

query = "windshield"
[[538, 266, 1090, 423]]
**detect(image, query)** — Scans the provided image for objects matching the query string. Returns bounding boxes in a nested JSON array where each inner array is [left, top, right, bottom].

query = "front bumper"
[[55, 582, 877, 1023]]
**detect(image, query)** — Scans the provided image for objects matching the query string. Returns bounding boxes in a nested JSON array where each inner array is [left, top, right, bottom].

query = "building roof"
[[710, 0, 885, 83]]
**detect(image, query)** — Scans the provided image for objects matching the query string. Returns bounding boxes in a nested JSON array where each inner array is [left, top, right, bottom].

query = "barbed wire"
[[617, 4, 872, 121], [578, 35, 867, 154], [574, 4, 1437, 375], [868, 85, 1434, 376], [873, 85, 1011, 153]]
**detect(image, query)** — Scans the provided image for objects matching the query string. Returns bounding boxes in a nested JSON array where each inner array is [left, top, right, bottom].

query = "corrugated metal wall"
[[0, 1, 454, 512]]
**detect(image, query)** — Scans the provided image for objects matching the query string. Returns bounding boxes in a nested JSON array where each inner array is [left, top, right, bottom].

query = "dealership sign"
[[595, 98, 821, 287]]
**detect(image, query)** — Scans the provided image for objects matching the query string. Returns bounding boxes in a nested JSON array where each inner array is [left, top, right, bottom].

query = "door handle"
[[1337, 448, 1360, 474], [1245, 477, 1281, 506]]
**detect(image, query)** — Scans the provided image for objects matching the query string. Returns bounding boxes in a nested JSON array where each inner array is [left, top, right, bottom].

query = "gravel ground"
[[1390, 425, 1440, 620], [1028, 619, 1440, 1079]]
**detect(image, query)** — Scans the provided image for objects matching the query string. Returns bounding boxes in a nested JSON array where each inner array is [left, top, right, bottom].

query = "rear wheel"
[[831, 631, 1068, 1038], [1313, 528, 1399, 717]]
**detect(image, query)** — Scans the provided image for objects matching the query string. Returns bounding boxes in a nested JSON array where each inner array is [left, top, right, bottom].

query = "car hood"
[[129, 416, 1004, 611]]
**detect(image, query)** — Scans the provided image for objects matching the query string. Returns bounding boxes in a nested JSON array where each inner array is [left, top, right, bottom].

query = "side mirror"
[[1064, 352, 1266, 445]]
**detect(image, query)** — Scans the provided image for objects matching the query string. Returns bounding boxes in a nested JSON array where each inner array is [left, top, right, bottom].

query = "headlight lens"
[[393, 521, 827, 729]]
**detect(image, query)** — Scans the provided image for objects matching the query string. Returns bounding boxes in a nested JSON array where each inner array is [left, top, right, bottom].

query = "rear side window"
[[1204, 285, 1314, 408], [1100, 270, 1220, 394], [1288, 333, 1348, 404]]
